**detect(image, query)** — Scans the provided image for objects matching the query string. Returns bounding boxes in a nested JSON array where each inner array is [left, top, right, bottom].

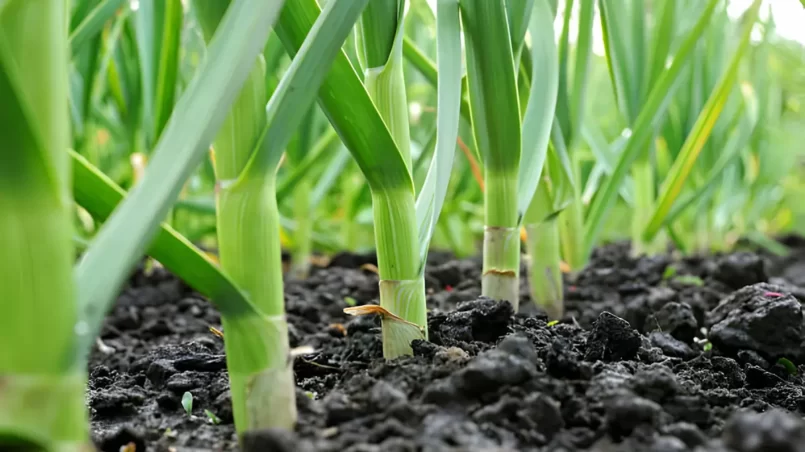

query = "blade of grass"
[[153, 0, 183, 139], [414, 0, 462, 270], [68, 0, 128, 55], [643, 1, 762, 241], [70, 149, 255, 318], [583, 0, 721, 254]]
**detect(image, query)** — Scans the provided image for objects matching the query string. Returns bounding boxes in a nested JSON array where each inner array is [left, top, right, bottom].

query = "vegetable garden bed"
[[89, 238, 805, 451]]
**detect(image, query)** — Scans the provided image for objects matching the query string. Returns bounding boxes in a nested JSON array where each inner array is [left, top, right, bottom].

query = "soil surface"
[[88, 238, 805, 451]]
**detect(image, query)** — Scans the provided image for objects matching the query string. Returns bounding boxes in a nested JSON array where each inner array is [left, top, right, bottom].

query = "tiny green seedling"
[[662, 265, 678, 279], [204, 409, 222, 425], [547, 320, 559, 327], [703, 341, 713, 352], [777, 357, 797, 376], [344, 296, 357, 307], [181, 391, 193, 415], [673, 275, 704, 287]]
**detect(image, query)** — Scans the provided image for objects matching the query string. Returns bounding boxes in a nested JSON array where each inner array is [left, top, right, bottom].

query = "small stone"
[[242, 428, 304, 452], [165, 372, 198, 393], [322, 391, 361, 426], [369, 380, 407, 408], [520, 393, 564, 441], [585, 312, 642, 362], [645, 302, 698, 343], [713, 252, 767, 289], [736, 350, 770, 369], [631, 364, 680, 403], [145, 359, 175, 386], [650, 332, 698, 360], [745, 364, 785, 389], [604, 390, 663, 439], [422, 378, 460, 405], [434, 297, 513, 345], [711, 357, 745, 389], [662, 422, 707, 448], [421, 413, 505, 450], [723, 409, 805, 452], [498, 333, 538, 363], [454, 349, 535, 394], [707, 283, 805, 362]]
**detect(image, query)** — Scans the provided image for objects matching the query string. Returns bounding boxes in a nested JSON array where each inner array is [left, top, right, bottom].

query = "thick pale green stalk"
[[0, 0, 88, 449], [556, 0, 594, 272], [357, 0, 412, 169], [216, 175, 295, 430], [356, 0, 425, 353], [194, 1, 295, 433], [526, 218, 563, 320], [199, 0, 371, 431], [460, 0, 522, 307]]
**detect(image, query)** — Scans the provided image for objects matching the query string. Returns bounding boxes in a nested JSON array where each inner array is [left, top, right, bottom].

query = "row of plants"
[[3, 0, 804, 449]]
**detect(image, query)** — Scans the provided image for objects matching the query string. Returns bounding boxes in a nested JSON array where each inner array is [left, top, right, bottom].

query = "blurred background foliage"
[[71, 0, 805, 260]]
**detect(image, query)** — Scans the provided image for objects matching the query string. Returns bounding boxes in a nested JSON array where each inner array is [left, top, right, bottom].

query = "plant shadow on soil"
[[88, 237, 805, 452]]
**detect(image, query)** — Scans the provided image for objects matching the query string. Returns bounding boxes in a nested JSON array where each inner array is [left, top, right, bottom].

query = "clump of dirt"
[[88, 240, 805, 451]]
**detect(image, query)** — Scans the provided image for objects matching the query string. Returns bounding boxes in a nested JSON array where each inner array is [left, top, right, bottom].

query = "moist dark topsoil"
[[88, 238, 805, 452]]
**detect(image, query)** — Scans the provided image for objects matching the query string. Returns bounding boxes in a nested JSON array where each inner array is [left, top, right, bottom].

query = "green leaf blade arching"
[[516, 0, 559, 223], [70, 150, 255, 320], [68, 0, 128, 55], [275, 0, 412, 195], [415, 0, 462, 269], [74, 0, 287, 357]]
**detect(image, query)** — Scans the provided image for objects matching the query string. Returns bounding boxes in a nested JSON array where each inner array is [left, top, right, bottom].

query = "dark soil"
[[88, 240, 805, 451]]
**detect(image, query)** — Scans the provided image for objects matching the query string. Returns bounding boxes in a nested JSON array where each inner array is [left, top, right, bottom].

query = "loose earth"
[[88, 237, 805, 451]]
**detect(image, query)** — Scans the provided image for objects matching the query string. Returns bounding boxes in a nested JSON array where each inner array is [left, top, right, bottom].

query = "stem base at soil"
[[526, 220, 563, 320]]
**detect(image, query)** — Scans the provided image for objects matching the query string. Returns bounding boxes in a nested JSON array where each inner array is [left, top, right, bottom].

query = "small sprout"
[[673, 275, 704, 287], [181, 391, 193, 415], [204, 409, 222, 425], [703, 342, 713, 352], [164, 428, 177, 438], [662, 265, 678, 279], [304, 391, 316, 399], [777, 357, 797, 376], [547, 320, 559, 327], [344, 296, 357, 307]]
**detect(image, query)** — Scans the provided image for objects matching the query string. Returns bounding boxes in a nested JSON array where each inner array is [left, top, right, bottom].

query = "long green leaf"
[[515, 0, 559, 222], [68, 0, 128, 55], [153, 0, 183, 139], [583, 0, 721, 253], [242, 0, 372, 180], [658, 94, 758, 231], [74, 0, 286, 356], [414, 0, 462, 268], [70, 150, 254, 317], [276, 0, 412, 194], [134, 0, 165, 148], [643, 0, 762, 241]]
